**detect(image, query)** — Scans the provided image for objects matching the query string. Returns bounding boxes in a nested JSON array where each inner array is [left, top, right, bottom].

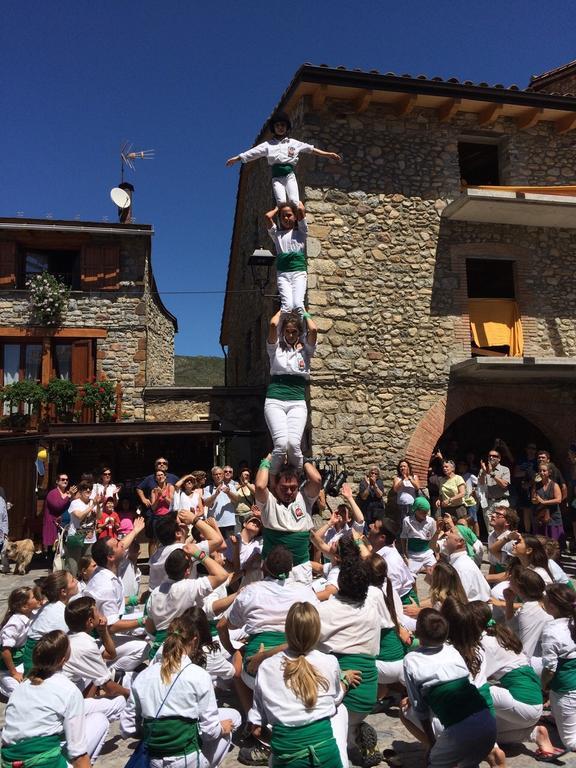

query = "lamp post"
[[248, 248, 275, 293]]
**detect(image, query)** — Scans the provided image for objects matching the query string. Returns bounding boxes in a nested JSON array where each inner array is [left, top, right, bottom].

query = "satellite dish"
[[110, 187, 131, 209]]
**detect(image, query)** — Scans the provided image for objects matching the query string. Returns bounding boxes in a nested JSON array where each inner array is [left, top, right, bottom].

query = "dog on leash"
[[1, 539, 35, 575]]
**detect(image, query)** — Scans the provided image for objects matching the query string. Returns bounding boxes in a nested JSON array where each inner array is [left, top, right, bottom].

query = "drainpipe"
[[220, 344, 228, 387]]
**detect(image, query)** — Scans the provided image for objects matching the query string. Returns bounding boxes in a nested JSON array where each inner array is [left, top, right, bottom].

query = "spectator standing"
[[236, 468, 257, 523], [203, 466, 239, 538], [392, 459, 420, 522], [357, 466, 385, 524], [93, 467, 121, 506], [478, 449, 510, 535], [42, 474, 76, 557]]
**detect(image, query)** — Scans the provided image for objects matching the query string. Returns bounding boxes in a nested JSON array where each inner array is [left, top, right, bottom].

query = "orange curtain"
[[469, 299, 524, 357]]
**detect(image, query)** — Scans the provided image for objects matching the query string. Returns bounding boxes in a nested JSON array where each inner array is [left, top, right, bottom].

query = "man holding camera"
[[478, 447, 510, 536]]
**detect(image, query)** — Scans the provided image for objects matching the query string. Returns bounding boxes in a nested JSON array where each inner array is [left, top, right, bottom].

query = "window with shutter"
[[101, 246, 120, 290], [80, 246, 103, 289], [0, 242, 17, 287]]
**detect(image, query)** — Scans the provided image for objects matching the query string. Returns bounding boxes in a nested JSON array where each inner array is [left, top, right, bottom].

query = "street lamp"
[[248, 248, 275, 293]]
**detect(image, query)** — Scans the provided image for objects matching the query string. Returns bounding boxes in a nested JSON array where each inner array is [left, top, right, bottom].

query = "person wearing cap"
[[400, 497, 438, 576], [442, 525, 491, 602], [225, 110, 341, 205]]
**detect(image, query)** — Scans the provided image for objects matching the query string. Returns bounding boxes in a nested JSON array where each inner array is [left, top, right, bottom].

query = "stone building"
[[220, 61, 576, 485]]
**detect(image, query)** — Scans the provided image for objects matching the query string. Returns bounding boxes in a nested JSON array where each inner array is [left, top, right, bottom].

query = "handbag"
[[123, 663, 191, 768]]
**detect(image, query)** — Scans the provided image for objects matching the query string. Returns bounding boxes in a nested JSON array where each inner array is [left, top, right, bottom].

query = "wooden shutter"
[[80, 246, 103, 289], [101, 246, 120, 289], [71, 339, 94, 384], [0, 242, 17, 287]]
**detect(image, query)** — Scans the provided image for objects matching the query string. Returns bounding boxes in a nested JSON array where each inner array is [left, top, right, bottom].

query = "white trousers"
[[109, 635, 149, 674], [83, 711, 110, 764], [376, 658, 405, 685], [550, 689, 576, 750], [331, 704, 349, 768], [429, 709, 497, 768], [0, 665, 23, 698], [407, 549, 436, 576], [148, 707, 241, 768], [272, 173, 300, 205], [490, 685, 541, 743], [264, 398, 307, 473], [84, 694, 127, 722], [277, 271, 307, 315]]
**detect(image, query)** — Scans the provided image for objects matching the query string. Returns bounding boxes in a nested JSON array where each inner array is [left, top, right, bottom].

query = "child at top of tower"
[[225, 110, 341, 205]]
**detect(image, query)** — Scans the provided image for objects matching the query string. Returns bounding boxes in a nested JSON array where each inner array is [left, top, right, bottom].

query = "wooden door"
[[0, 442, 38, 540]]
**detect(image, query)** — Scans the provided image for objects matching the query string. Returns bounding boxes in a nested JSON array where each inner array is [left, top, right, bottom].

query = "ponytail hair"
[[365, 553, 399, 631], [1, 586, 36, 629], [160, 616, 204, 684], [41, 570, 71, 603], [29, 630, 69, 684], [282, 602, 328, 710], [545, 584, 576, 642], [468, 600, 522, 654], [441, 597, 483, 678]]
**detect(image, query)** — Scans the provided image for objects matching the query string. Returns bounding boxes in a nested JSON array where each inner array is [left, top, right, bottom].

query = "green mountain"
[[174, 355, 225, 386]]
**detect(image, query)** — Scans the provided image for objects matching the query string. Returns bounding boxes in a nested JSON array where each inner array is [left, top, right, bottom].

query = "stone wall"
[[222, 94, 576, 482], [145, 290, 175, 386]]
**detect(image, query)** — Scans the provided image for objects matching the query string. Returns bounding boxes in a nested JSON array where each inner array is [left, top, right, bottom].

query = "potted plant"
[[1, 380, 45, 429], [81, 377, 116, 422], [45, 378, 78, 422], [27, 272, 70, 327]]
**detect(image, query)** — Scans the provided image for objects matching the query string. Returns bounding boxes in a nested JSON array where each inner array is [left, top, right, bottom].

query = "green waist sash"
[[262, 528, 310, 565], [550, 657, 576, 694], [276, 251, 307, 273], [0, 645, 25, 672], [143, 715, 199, 758], [378, 627, 406, 662], [407, 538, 430, 553], [498, 665, 543, 705], [492, 563, 507, 574], [243, 631, 287, 675], [208, 619, 219, 637], [271, 717, 342, 768], [477, 683, 496, 717], [266, 375, 307, 402], [22, 636, 38, 674], [148, 629, 168, 661], [271, 163, 295, 177], [1, 733, 66, 768], [424, 677, 488, 728], [335, 653, 377, 713], [401, 587, 419, 606]]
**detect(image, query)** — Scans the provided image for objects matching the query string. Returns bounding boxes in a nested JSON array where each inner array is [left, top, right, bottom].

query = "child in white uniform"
[[265, 202, 308, 316], [0, 586, 42, 698], [541, 584, 576, 752], [226, 110, 341, 205], [121, 615, 241, 768], [400, 497, 437, 575], [2, 630, 109, 767]]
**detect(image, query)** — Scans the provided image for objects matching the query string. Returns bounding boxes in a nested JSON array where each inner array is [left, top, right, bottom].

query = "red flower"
[[98, 387, 105, 394]]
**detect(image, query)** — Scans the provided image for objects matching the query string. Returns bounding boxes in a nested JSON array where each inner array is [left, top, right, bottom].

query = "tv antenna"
[[120, 141, 155, 182]]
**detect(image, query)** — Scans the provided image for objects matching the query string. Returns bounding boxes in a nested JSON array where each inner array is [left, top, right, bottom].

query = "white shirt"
[[148, 543, 183, 590], [28, 601, 68, 640], [228, 578, 318, 635], [68, 498, 96, 542], [449, 550, 491, 602], [203, 481, 237, 529], [86, 566, 125, 624], [481, 633, 530, 681], [507, 600, 552, 658], [93, 482, 120, 501], [239, 137, 314, 167], [260, 490, 315, 533], [324, 521, 364, 546], [317, 595, 380, 656], [268, 218, 307, 257], [548, 559, 571, 585], [541, 617, 576, 674], [121, 658, 223, 742], [376, 545, 415, 597], [251, 650, 342, 728], [403, 643, 471, 719], [63, 631, 112, 687], [147, 577, 213, 631], [0, 613, 30, 649], [225, 535, 263, 569], [119, 558, 141, 599], [401, 516, 436, 542], [487, 530, 513, 567], [2, 673, 87, 758], [267, 339, 315, 380], [173, 489, 202, 513]]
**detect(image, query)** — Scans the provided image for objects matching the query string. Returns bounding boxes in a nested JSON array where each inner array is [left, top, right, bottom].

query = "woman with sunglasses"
[[42, 474, 77, 560], [93, 467, 121, 506]]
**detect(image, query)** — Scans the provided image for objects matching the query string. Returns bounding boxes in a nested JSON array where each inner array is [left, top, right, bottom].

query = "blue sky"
[[2, 1, 575, 356]]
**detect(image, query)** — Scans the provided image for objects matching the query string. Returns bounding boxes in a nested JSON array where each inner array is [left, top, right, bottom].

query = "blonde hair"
[[282, 602, 328, 710], [160, 616, 204, 684]]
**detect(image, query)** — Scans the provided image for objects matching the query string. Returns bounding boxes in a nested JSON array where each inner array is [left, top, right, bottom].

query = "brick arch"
[[405, 389, 563, 478]]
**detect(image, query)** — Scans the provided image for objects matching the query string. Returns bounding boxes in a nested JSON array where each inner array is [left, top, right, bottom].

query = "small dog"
[[1, 539, 35, 575]]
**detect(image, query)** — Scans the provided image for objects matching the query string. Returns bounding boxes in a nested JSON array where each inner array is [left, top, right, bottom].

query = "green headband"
[[455, 524, 478, 559]]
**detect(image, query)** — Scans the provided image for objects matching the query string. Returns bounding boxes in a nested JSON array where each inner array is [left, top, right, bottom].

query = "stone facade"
[[221, 70, 576, 482]]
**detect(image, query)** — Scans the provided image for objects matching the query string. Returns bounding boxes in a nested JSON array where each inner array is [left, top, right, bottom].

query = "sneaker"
[[355, 722, 381, 767], [237, 742, 271, 766]]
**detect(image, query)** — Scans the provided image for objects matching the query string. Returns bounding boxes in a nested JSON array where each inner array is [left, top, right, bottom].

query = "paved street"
[[0, 554, 574, 767]]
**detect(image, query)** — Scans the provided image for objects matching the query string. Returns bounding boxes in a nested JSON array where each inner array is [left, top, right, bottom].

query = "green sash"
[[266, 375, 307, 402], [143, 716, 199, 758], [401, 588, 419, 606], [407, 539, 429, 553], [208, 620, 219, 637], [492, 563, 507, 574], [65, 532, 85, 548], [498, 665, 543, 705], [22, 636, 38, 674], [271, 717, 342, 768], [276, 251, 307, 273], [550, 657, 576, 694], [262, 528, 310, 566], [271, 163, 294, 177], [243, 631, 287, 675], [477, 683, 496, 717], [1, 733, 66, 768], [148, 629, 168, 661], [0, 645, 25, 672], [424, 677, 488, 728], [377, 628, 406, 662], [335, 653, 377, 713]]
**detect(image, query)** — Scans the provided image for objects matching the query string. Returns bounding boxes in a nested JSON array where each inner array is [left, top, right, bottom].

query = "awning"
[[469, 299, 523, 357], [451, 357, 576, 383], [442, 188, 576, 228]]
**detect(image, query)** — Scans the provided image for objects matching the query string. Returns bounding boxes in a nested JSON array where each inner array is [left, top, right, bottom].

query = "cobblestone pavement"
[[0, 554, 574, 767]]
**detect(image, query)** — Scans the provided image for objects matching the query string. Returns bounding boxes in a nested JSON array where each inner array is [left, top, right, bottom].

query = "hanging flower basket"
[[27, 273, 70, 326], [80, 377, 116, 421]]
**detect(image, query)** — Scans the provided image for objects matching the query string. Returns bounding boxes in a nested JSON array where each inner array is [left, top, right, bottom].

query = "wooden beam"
[[555, 112, 576, 134], [353, 90, 373, 113], [477, 103, 502, 126], [311, 85, 328, 111], [515, 107, 543, 130], [0, 327, 108, 338], [437, 98, 461, 122], [394, 95, 416, 116]]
